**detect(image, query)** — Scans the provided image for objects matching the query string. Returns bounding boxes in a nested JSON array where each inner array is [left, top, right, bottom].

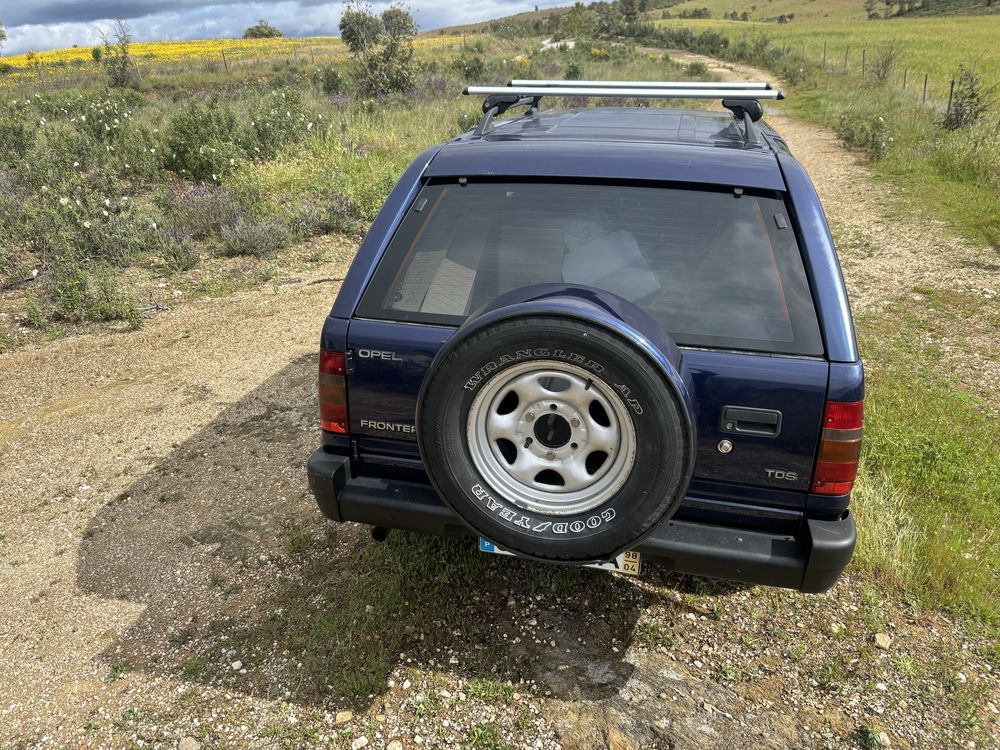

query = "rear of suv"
[[307, 80, 862, 592]]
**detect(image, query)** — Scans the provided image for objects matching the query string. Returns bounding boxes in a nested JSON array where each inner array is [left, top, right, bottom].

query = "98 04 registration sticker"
[[478, 538, 641, 576]]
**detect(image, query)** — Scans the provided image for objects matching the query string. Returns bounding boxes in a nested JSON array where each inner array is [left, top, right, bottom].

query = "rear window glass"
[[356, 180, 824, 356]]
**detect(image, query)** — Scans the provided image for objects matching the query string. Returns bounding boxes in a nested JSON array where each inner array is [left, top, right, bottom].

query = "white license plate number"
[[478, 538, 641, 576]]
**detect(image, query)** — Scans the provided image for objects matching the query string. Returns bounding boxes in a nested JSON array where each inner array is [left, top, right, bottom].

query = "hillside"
[[658, 0, 999, 21]]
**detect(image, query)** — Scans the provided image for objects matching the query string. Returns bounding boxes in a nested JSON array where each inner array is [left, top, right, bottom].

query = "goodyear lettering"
[[470, 484, 616, 534]]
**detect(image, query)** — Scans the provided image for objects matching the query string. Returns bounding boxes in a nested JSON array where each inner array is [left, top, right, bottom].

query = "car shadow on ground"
[[76, 352, 748, 710]]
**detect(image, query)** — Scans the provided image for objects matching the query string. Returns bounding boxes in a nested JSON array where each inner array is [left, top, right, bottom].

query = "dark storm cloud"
[[1, 0, 562, 55]]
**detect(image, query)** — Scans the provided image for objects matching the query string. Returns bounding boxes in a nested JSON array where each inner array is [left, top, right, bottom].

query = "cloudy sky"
[[1, 1, 568, 55]]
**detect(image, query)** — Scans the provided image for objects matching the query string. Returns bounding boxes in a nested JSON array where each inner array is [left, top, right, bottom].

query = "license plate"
[[478, 538, 641, 576]]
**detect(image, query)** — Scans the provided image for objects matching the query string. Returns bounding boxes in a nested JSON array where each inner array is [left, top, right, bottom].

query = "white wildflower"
[[211, 174, 218, 181], [41, 186, 49, 192], [150, 221, 157, 229], [73, 161, 80, 168], [59, 197, 69, 206], [83, 221, 92, 228], [102, 210, 109, 217], [104, 198, 111, 207], [307, 122, 314, 131]]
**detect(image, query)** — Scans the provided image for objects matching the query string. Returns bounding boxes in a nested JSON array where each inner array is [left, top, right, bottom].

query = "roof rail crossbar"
[[464, 85, 784, 100], [462, 82, 783, 145], [508, 79, 773, 90]]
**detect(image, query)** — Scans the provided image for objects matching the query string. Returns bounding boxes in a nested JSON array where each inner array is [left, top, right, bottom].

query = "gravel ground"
[[1, 74, 998, 749]]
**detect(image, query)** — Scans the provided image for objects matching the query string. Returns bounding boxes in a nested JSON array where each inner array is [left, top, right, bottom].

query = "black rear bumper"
[[307, 449, 855, 594]]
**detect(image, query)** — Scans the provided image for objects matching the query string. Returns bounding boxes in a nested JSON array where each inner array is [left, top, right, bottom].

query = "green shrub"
[[452, 55, 486, 80], [164, 100, 243, 181], [836, 111, 893, 161], [23, 293, 50, 329], [684, 61, 709, 77], [43, 261, 140, 326], [18, 122, 90, 193], [85, 205, 160, 267], [565, 62, 584, 80], [312, 65, 345, 95], [0, 103, 36, 165], [220, 216, 290, 257], [247, 89, 311, 160], [940, 64, 996, 132]]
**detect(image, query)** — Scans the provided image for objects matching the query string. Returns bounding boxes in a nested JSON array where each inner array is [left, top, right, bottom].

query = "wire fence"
[[779, 39, 966, 115]]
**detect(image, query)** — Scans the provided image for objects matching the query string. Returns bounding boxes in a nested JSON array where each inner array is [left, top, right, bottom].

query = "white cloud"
[[1, 1, 564, 56]]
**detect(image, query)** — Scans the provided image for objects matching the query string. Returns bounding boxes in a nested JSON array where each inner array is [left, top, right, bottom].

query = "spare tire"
[[417, 315, 694, 563]]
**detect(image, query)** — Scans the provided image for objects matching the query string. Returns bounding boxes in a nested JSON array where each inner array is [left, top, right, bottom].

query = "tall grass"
[[852, 316, 1000, 623]]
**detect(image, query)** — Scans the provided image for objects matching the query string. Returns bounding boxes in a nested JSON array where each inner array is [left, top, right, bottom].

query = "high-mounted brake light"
[[812, 400, 863, 496], [319, 350, 349, 434]]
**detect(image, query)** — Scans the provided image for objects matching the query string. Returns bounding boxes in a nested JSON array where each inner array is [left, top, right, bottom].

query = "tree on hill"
[[560, 3, 598, 39], [340, 2, 384, 53], [0, 22, 7, 53], [340, 2, 417, 96], [98, 17, 139, 88], [620, 0, 641, 23], [243, 20, 283, 39]]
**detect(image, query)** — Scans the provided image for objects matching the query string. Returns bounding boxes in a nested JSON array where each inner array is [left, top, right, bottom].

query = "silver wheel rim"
[[466, 360, 636, 516]]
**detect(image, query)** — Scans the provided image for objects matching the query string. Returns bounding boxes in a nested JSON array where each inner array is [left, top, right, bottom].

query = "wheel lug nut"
[[570, 418, 580, 428], [546, 451, 555, 460], [525, 412, 534, 422]]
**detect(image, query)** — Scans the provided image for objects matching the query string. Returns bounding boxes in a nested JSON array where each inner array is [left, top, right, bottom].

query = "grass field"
[[664, 0, 868, 22], [655, 15, 1000, 97]]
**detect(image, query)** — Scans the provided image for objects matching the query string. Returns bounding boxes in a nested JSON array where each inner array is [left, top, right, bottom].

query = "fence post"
[[220, 49, 229, 73], [823, 41, 827, 70], [862, 48, 866, 79], [903, 68, 907, 90], [923, 73, 928, 103], [947, 78, 955, 114]]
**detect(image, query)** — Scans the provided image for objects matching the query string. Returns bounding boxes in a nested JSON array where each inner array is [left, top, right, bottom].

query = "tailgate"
[[683, 349, 827, 493]]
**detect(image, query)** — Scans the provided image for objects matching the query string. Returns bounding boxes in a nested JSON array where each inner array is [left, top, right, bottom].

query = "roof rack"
[[462, 79, 783, 144], [508, 79, 774, 90]]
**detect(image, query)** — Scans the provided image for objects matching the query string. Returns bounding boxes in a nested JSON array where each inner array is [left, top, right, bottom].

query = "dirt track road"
[[1, 64, 997, 749]]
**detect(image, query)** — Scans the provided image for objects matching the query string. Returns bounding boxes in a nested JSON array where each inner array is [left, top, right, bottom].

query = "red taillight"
[[319, 350, 349, 434], [812, 400, 863, 495], [822, 400, 864, 430]]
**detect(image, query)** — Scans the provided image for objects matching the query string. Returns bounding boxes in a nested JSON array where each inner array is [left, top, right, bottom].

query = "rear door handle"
[[720, 406, 782, 438]]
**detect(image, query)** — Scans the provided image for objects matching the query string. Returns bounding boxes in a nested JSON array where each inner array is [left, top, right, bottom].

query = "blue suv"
[[307, 80, 863, 592]]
